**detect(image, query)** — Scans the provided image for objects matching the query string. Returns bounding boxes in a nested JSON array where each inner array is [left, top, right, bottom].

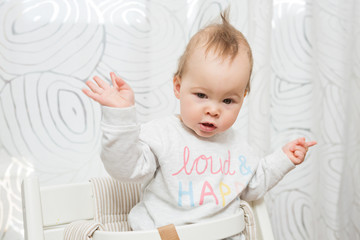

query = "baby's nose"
[[206, 105, 220, 117]]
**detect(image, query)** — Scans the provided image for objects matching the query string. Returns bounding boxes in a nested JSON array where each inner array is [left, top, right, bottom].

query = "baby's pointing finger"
[[306, 141, 317, 148], [293, 145, 306, 153]]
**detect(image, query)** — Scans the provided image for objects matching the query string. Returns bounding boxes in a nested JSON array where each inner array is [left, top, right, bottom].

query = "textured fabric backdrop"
[[0, 0, 359, 239]]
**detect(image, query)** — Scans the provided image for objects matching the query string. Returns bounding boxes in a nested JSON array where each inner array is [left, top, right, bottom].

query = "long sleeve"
[[240, 148, 295, 201], [100, 106, 158, 183]]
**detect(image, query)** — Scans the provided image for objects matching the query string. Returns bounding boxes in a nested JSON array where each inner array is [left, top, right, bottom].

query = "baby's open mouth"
[[200, 122, 217, 132], [202, 123, 214, 127]]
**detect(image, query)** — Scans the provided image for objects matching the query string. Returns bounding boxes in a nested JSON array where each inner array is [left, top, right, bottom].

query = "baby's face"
[[174, 47, 251, 138]]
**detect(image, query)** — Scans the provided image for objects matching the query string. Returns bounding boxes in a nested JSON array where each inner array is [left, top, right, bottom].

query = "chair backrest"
[[250, 198, 275, 240], [22, 177, 274, 240], [22, 177, 94, 240]]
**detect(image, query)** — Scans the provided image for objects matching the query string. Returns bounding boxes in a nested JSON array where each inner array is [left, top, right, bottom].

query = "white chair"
[[21, 177, 275, 240]]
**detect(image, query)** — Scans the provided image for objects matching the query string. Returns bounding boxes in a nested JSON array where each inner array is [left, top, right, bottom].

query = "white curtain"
[[0, 0, 359, 239]]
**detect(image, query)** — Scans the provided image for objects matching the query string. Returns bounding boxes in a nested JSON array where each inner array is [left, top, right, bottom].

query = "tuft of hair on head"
[[174, 8, 253, 94]]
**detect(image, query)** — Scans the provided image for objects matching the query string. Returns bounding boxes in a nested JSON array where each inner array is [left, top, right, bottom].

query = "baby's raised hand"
[[82, 72, 135, 108], [282, 138, 317, 165]]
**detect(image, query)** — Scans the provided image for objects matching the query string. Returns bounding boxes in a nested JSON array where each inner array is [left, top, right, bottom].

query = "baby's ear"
[[173, 76, 181, 99]]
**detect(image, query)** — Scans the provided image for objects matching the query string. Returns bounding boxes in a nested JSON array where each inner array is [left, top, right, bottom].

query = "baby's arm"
[[282, 137, 317, 165], [83, 72, 157, 183], [240, 138, 316, 201], [82, 72, 134, 108], [100, 108, 157, 183]]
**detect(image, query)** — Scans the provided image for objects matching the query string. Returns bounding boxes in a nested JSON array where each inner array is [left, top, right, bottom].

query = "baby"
[[83, 11, 316, 238]]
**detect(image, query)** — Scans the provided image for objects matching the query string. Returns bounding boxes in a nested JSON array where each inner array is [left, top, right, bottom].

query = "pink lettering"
[[196, 155, 209, 175], [173, 146, 236, 176], [199, 181, 219, 205], [172, 146, 193, 176], [223, 151, 236, 175], [210, 156, 222, 174]]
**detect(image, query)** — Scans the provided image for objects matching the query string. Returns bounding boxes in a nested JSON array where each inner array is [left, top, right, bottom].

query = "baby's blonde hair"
[[174, 10, 253, 93]]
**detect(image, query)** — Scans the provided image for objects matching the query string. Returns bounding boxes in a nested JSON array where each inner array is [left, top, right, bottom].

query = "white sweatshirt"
[[100, 106, 295, 231]]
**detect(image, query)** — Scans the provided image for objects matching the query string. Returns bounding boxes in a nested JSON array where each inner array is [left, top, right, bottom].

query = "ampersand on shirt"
[[238, 155, 252, 176]]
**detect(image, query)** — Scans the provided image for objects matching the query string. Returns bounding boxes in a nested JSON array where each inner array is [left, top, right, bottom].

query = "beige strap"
[[157, 224, 180, 240], [240, 200, 257, 240]]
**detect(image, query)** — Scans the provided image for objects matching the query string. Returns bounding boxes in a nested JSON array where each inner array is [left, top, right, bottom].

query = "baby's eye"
[[196, 93, 207, 99], [223, 98, 233, 104]]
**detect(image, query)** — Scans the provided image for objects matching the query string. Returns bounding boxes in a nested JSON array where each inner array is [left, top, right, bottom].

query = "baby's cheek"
[[222, 113, 238, 130]]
